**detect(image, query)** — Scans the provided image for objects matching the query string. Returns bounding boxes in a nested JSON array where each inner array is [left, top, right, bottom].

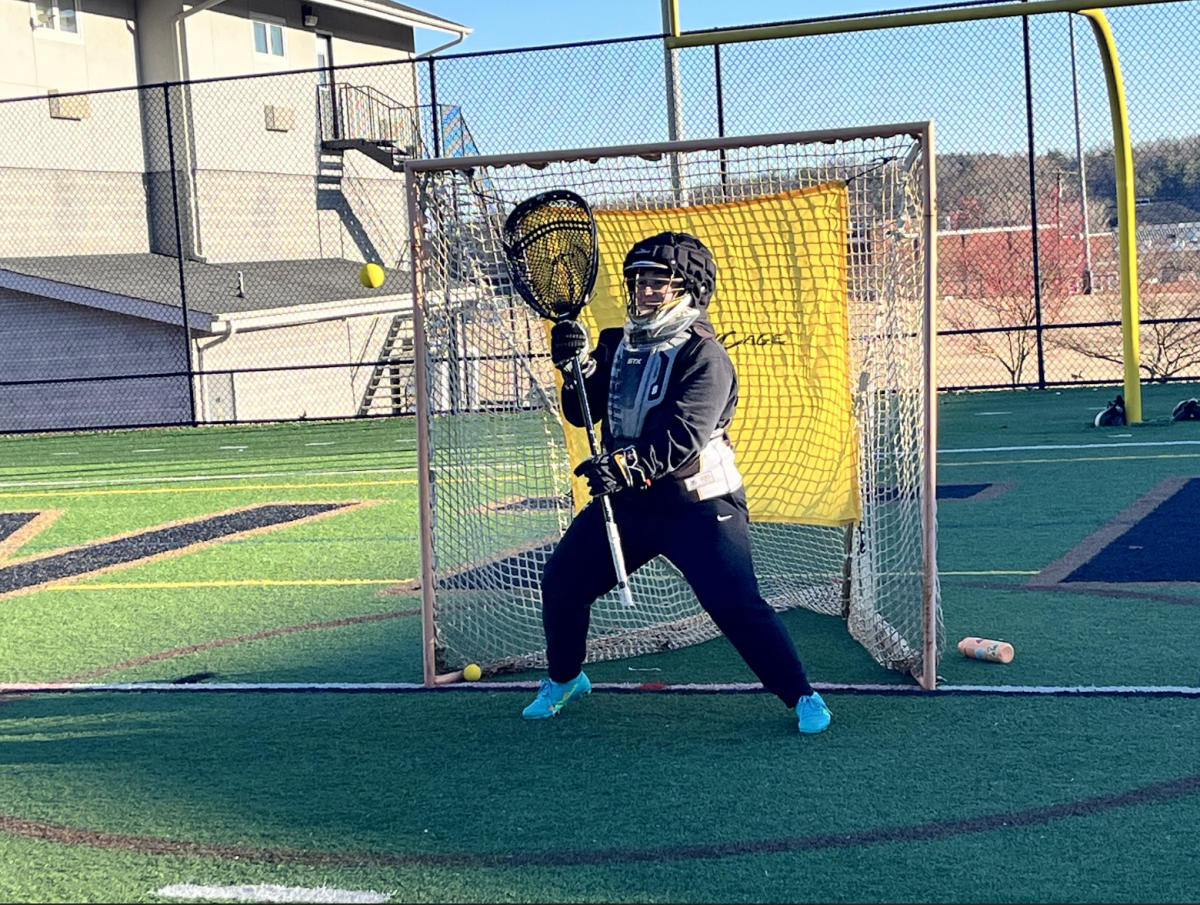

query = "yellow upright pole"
[[664, 0, 680, 35], [1082, 10, 1141, 423], [668, 0, 1146, 421]]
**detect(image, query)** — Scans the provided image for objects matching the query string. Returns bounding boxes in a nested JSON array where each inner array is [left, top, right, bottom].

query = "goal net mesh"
[[408, 129, 940, 681]]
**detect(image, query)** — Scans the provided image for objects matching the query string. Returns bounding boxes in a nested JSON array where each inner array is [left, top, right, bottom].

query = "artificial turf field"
[[1, 383, 1199, 903]]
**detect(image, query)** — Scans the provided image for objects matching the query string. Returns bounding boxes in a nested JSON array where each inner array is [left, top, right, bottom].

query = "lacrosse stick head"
[[501, 189, 599, 323]]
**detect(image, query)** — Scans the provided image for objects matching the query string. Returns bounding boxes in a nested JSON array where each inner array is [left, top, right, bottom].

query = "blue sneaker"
[[522, 672, 592, 719], [796, 691, 831, 734]]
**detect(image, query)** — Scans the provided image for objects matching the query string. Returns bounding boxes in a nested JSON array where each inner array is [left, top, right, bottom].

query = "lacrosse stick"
[[501, 189, 635, 608]]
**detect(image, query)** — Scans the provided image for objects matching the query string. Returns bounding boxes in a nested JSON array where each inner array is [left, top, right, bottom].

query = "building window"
[[253, 18, 285, 57], [32, 0, 79, 33]]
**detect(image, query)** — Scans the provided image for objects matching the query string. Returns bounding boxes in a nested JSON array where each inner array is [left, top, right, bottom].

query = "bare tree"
[[941, 226, 1072, 386], [1053, 290, 1200, 381]]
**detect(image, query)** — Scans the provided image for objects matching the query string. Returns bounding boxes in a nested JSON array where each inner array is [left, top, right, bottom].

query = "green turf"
[[938, 380, 1200, 449], [1, 691, 1198, 903], [4, 392, 1200, 902]]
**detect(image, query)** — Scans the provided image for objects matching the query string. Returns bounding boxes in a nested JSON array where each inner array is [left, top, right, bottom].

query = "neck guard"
[[624, 299, 701, 347]]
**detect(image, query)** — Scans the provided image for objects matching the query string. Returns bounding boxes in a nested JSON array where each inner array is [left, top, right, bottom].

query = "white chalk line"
[[0, 465, 418, 491], [4, 681, 1199, 697], [157, 884, 388, 903], [941, 439, 1200, 454]]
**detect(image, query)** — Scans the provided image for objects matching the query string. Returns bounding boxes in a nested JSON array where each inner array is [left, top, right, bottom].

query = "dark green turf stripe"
[[0, 503, 354, 598]]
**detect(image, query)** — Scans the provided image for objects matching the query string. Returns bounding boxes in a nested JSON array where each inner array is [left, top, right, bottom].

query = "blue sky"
[[414, 1, 924, 54], [409, 2, 1193, 156]]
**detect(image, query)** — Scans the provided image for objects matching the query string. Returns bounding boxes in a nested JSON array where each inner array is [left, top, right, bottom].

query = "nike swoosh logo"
[[717, 514, 733, 522]]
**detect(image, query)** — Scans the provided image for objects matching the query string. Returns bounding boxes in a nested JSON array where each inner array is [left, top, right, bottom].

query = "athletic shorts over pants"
[[540, 489, 814, 707]]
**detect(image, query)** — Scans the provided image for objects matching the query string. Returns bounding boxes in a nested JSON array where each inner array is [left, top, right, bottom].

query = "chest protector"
[[607, 331, 691, 443], [607, 332, 744, 501]]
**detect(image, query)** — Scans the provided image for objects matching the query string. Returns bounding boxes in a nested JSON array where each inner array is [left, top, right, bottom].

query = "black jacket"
[[562, 320, 739, 491]]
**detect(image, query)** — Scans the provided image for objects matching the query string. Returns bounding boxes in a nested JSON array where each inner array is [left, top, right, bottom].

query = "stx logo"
[[0, 502, 365, 601]]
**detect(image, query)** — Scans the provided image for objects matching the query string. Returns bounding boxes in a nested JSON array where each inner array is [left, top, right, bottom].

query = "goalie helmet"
[[622, 232, 718, 328]]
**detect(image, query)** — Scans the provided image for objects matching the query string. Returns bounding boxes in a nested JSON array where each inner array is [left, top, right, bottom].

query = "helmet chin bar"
[[627, 290, 694, 328]]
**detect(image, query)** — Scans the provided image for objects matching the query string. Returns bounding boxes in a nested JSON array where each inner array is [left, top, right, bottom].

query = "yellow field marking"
[[0, 479, 418, 500], [942, 452, 1200, 468], [47, 578, 414, 590]]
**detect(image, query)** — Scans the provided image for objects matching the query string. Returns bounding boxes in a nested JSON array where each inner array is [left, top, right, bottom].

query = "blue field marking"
[[1064, 477, 1200, 583]]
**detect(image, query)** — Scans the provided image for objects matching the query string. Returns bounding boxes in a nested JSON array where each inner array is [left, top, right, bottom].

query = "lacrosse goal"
[[404, 123, 940, 689]]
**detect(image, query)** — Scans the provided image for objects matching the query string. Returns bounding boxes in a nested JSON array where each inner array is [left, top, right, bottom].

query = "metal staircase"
[[356, 313, 416, 417], [319, 84, 424, 171], [324, 94, 503, 417]]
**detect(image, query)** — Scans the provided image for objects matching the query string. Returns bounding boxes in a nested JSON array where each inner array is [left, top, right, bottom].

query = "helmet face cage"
[[624, 264, 687, 325], [621, 232, 717, 327]]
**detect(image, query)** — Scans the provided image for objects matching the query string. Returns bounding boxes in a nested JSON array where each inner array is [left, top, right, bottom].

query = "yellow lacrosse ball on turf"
[[359, 263, 385, 288], [463, 663, 482, 681]]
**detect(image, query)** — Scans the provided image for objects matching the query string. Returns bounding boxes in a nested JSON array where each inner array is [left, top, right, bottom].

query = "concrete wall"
[[0, 292, 415, 429], [177, 3, 418, 265], [192, 309, 403, 421], [0, 36, 153, 258], [0, 167, 152, 256], [0, 0, 420, 264], [179, 0, 415, 82], [0, 286, 192, 430], [187, 166, 410, 265], [0, 0, 139, 99]]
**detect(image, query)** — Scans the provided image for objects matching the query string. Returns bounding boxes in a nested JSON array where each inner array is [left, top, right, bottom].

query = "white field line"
[[0, 465, 418, 491], [157, 884, 387, 903], [941, 440, 1200, 454], [47, 579, 410, 590], [5, 681, 1199, 696], [940, 570, 1038, 576]]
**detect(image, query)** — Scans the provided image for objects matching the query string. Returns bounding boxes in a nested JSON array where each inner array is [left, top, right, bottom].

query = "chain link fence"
[[2, 1, 1198, 432]]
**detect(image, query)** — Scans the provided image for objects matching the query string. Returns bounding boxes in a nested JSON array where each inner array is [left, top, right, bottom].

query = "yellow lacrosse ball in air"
[[359, 263, 385, 288], [462, 663, 482, 682]]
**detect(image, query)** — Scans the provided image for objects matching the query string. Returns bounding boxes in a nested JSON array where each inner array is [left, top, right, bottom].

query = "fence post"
[[714, 44, 729, 198], [1068, 14, 1094, 294], [163, 82, 199, 426], [1022, 5, 1048, 388], [662, 0, 686, 201], [429, 59, 441, 158]]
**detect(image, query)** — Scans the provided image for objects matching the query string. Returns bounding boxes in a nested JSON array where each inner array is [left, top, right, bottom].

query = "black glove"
[[550, 320, 594, 375], [574, 446, 651, 496]]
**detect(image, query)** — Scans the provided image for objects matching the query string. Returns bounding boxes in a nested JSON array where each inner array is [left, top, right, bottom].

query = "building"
[[0, 0, 472, 431]]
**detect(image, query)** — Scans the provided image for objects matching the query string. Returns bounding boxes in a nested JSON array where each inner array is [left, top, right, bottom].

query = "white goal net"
[[405, 124, 941, 688]]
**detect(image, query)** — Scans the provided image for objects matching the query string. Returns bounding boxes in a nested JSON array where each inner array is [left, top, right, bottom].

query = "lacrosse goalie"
[[522, 231, 831, 734]]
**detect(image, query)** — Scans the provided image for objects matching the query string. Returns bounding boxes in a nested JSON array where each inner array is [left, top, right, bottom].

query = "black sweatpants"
[[540, 489, 814, 708]]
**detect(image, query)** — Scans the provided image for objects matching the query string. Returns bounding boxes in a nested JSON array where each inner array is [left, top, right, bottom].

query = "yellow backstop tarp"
[[557, 183, 859, 526]]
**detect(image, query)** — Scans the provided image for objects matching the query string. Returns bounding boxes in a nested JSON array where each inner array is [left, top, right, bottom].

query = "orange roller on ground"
[[957, 637, 1015, 664]]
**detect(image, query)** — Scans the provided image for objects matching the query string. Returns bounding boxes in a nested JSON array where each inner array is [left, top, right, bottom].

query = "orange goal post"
[[404, 123, 941, 689]]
